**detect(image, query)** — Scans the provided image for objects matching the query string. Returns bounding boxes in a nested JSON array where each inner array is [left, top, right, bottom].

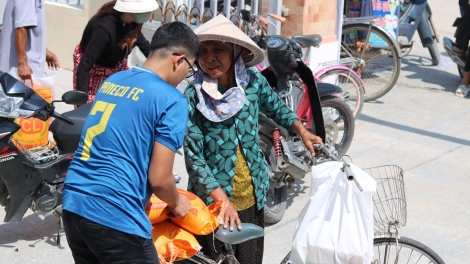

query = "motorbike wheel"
[[259, 134, 287, 224], [320, 96, 355, 157]]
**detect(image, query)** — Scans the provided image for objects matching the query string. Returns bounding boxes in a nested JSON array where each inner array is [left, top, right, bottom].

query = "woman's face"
[[120, 13, 134, 23], [198, 41, 233, 78]]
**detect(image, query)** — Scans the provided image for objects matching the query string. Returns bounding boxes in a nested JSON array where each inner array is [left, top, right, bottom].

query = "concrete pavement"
[[1, 0, 469, 262]]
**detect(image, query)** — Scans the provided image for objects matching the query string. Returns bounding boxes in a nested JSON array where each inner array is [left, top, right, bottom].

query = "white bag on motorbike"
[[289, 161, 376, 264]]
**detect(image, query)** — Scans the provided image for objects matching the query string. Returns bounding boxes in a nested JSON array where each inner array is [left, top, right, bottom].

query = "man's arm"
[[148, 142, 190, 218], [15, 27, 32, 80]]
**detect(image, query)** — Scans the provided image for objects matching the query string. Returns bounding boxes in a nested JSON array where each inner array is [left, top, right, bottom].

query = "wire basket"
[[362, 165, 407, 235], [10, 138, 59, 163]]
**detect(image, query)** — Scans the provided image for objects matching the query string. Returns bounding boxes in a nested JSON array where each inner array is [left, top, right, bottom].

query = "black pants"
[[455, 9, 470, 71], [194, 205, 264, 264], [62, 210, 160, 264]]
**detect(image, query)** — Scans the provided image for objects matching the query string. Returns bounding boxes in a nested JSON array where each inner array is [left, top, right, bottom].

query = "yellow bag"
[[8, 69, 55, 150], [152, 220, 202, 263]]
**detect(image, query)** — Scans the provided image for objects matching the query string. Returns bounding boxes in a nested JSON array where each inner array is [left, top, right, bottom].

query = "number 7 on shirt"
[[80, 101, 116, 161]]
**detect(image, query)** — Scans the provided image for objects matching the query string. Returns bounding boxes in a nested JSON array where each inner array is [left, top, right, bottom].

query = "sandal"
[[455, 85, 469, 97]]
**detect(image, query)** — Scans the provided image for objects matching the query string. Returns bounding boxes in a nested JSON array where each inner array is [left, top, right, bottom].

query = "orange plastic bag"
[[171, 189, 225, 235], [145, 194, 172, 224], [146, 188, 225, 234], [152, 220, 202, 263]]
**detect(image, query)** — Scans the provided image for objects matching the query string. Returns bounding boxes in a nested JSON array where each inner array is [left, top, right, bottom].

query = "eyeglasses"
[[172, 53, 198, 78]]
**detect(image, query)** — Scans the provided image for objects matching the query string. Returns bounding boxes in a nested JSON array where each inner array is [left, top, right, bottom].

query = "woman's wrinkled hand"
[[46, 49, 60, 70], [300, 130, 324, 156], [223, 201, 242, 232]]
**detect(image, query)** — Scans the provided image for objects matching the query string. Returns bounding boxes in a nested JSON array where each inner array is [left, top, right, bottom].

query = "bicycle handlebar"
[[313, 144, 363, 191], [259, 16, 268, 25]]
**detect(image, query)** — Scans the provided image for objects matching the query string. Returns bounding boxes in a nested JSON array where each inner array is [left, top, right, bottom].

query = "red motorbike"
[[254, 34, 355, 224]]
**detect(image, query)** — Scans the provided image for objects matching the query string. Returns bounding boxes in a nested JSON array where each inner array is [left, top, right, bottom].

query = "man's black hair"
[[150, 22, 201, 59]]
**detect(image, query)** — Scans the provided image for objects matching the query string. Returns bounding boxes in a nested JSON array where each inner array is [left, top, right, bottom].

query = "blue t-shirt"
[[63, 65, 188, 239]]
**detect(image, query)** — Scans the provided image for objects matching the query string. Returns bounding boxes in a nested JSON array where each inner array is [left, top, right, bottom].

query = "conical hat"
[[194, 15, 265, 67]]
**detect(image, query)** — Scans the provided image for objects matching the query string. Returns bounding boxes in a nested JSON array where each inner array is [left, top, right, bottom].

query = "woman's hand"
[[290, 121, 324, 156], [299, 129, 323, 156], [223, 201, 242, 232], [46, 49, 60, 70], [209, 188, 242, 231]]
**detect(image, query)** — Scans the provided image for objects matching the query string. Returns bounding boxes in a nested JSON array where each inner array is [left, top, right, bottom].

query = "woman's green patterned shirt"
[[183, 69, 299, 210]]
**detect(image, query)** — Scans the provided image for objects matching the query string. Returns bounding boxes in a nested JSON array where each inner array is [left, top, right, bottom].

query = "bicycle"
[[341, 16, 402, 101], [240, 10, 365, 119], [279, 145, 446, 264]]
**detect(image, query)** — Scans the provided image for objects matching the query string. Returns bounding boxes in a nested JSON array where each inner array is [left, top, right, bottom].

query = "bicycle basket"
[[362, 165, 406, 235]]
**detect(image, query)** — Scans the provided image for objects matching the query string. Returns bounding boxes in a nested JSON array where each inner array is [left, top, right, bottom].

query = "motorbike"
[[443, 18, 467, 79], [398, 0, 440, 65], [0, 71, 88, 224], [252, 34, 355, 223]]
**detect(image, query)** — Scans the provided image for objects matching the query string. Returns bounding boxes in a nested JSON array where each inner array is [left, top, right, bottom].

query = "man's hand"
[[17, 62, 33, 81], [148, 143, 190, 218], [46, 49, 60, 70], [168, 193, 191, 218], [290, 121, 324, 156]]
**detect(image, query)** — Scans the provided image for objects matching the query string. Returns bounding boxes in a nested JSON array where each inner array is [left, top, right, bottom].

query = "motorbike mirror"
[[61, 91, 88, 106], [240, 9, 251, 22]]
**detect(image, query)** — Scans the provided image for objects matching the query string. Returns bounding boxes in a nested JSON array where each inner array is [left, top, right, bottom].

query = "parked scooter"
[[251, 34, 355, 223], [398, 0, 440, 65], [0, 71, 88, 223], [443, 18, 467, 78]]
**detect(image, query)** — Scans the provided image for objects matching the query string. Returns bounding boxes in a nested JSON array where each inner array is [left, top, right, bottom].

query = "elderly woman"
[[183, 15, 323, 263]]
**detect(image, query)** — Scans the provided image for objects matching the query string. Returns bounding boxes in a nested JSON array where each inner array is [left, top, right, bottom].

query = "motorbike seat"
[[292, 34, 322, 47], [50, 103, 92, 153], [214, 223, 264, 245]]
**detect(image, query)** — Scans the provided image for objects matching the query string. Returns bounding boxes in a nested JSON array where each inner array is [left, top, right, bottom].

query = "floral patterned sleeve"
[[183, 85, 221, 201], [255, 70, 299, 128]]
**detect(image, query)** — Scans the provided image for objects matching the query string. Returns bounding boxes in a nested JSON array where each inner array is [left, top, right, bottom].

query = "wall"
[[263, 0, 344, 69], [45, 0, 109, 70]]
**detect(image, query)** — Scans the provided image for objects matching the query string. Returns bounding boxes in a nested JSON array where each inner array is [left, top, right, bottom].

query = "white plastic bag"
[[8, 67, 56, 90], [289, 161, 377, 264]]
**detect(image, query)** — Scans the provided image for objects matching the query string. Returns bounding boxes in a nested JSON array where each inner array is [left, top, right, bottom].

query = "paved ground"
[[1, 0, 469, 262]]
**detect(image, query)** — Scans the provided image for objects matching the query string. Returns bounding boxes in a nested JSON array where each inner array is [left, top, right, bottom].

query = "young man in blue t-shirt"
[[62, 21, 201, 263]]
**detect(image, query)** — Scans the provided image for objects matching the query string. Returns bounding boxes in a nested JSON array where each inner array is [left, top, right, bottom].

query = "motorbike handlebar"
[[313, 144, 363, 192], [52, 111, 74, 125]]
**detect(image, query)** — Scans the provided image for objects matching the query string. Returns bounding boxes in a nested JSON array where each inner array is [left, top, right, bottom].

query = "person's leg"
[[455, 11, 470, 52], [233, 206, 264, 264], [456, 52, 470, 97], [65, 210, 160, 264], [62, 210, 101, 264]]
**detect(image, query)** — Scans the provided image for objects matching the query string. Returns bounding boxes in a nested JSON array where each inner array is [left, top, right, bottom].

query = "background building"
[[44, 0, 345, 70]]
